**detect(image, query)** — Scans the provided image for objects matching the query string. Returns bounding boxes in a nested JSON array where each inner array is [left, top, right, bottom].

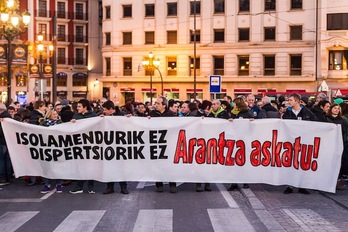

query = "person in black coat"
[[282, 93, 317, 195], [208, 100, 229, 119], [230, 97, 254, 119], [149, 97, 177, 193], [310, 100, 330, 122], [0, 104, 12, 185]]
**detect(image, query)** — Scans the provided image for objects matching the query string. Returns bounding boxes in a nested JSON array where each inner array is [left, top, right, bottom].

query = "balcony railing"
[[74, 13, 88, 21], [35, 10, 51, 18], [73, 58, 87, 66], [73, 35, 88, 43]]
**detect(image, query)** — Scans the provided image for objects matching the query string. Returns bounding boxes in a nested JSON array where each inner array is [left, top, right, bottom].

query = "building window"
[[57, 75, 67, 86], [145, 4, 155, 17], [327, 13, 348, 30], [265, 0, 276, 11], [214, 56, 224, 75], [57, 48, 66, 64], [75, 3, 84, 20], [57, 2, 66, 18], [38, 24, 47, 37], [145, 31, 155, 44], [76, 26, 84, 42], [167, 31, 177, 44], [123, 5, 132, 18], [38, 0, 47, 17], [105, 58, 111, 76], [290, 55, 302, 75], [329, 50, 348, 70], [167, 3, 177, 16], [123, 32, 132, 45], [105, 6, 111, 19], [167, 57, 177, 76], [264, 27, 276, 40], [239, 0, 250, 12], [291, 0, 302, 9], [214, 29, 225, 43], [105, 32, 111, 45], [239, 28, 250, 41], [190, 30, 200, 43], [290, 26, 302, 40], [190, 57, 200, 76], [238, 56, 249, 76], [214, 0, 225, 14], [123, 57, 132, 76], [264, 56, 275, 76], [190, 1, 201, 15], [57, 25, 66, 41], [73, 74, 87, 86]]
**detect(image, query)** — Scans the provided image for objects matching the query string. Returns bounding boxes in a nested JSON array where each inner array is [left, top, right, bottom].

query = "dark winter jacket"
[[149, 109, 176, 117], [29, 110, 45, 125], [261, 103, 280, 118], [310, 105, 327, 122], [231, 109, 254, 119], [0, 111, 11, 145], [72, 110, 97, 120], [208, 107, 229, 119], [282, 106, 318, 121]]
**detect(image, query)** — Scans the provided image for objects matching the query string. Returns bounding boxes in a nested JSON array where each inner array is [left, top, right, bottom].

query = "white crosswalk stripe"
[[0, 211, 39, 232], [53, 210, 106, 232], [133, 209, 173, 232], [208, 208, 255, 232]]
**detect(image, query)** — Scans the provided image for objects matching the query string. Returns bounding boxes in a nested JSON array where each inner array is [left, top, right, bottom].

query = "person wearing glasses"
[[149, 96, 177, 193]]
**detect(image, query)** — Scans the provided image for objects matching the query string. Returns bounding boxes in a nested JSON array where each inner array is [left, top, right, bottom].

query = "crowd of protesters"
[[0, 92, 347, 195]]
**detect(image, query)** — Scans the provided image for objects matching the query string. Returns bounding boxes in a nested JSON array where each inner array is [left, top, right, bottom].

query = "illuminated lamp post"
[[0, 0, 31, 105], [142, 52, 162, 104]]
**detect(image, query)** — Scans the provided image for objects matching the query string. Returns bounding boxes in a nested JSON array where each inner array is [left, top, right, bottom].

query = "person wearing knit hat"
[[334, 98, 344, 105], [315, 93, 327, 105]]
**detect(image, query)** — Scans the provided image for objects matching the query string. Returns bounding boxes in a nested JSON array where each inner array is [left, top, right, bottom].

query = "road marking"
[[0, 211, 39, 232], [283, 209, 339, 231], [133, 209, 173, 232], [40, 189, 56, 200], [136, 182, 184, 189], [216, 183, 239, 208], [0, 199, 42, 203], [208, 208, 255, 232], [53, 210, 106, 232]]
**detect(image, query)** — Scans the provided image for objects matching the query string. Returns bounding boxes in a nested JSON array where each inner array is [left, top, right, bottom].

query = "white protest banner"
[[2, 117, 343, 193]]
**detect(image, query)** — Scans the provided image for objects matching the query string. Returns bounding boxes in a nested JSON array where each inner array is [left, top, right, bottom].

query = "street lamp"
[[142, 52, 163, 104], [28, 33, 54, 101], [0, 0, 30, 105]]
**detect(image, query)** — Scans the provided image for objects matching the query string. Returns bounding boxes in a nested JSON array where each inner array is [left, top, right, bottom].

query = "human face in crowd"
[[154, 98, 166, 113], [256, 101, 263, 109], [288, 96, 300, 110], [247, 96, 255, 107], [103, 107, 115, 116], [331, 105, 341, 116], [137, 104, 147, 114], [48, 104, 53, 111], [14, 102, 20, 110], [321, 103, 331, 114], [7, 109, 15, 118], [211, 101, 220, 112], [39, 103, 46, 113], [50, 111, 59, 120], [169, 103, 179, 114], [55, 104, 63, 113], [316, 95, 324, 104], [180, 103, 189, 114], [77, 103, 88, 114], [223, 96, 230, 103]]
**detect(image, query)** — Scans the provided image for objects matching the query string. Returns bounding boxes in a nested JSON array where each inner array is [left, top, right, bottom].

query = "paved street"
[[0, 179, 348, 232]]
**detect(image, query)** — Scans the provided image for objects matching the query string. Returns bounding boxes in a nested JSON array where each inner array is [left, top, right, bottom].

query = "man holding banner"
[[149, 96, 177, 193], [69, 99, 97, 194], [282, 93, 318, 194]]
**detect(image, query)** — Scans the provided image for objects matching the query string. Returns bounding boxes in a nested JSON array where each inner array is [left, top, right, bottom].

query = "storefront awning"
[[234, 88, 252, 94], [186, 88, 203, 93], [164, 88, 179, 93], [120, 87, 135, 92], [141, 88, 157, 92]]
